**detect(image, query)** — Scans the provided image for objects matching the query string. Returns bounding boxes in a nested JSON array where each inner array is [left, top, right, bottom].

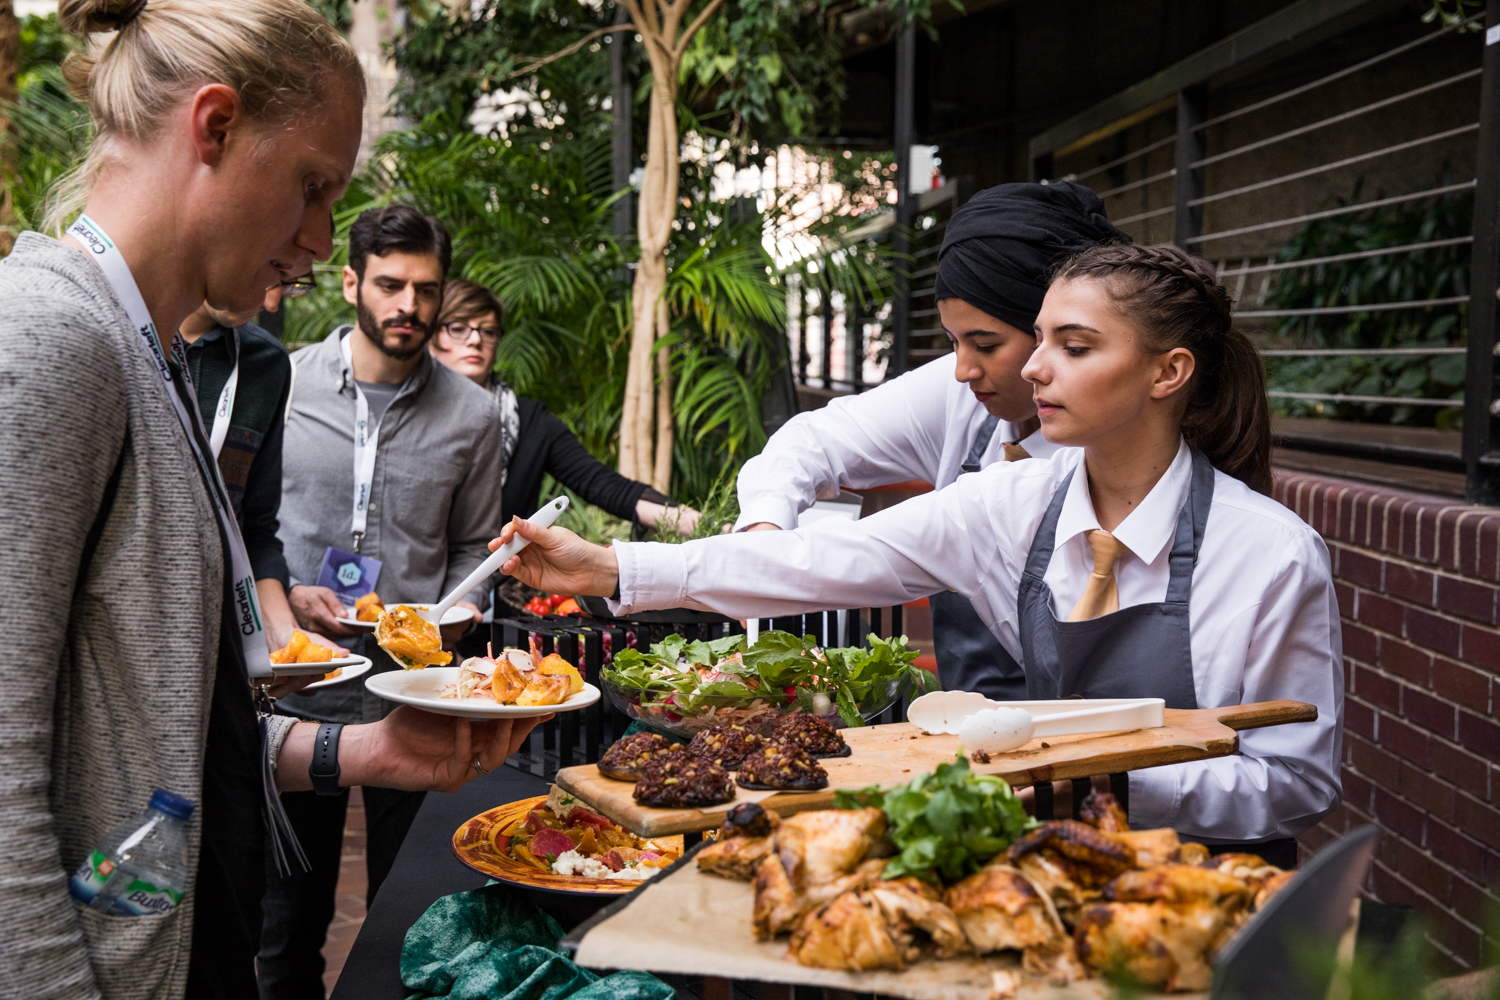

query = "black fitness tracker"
[[310, 722, 344, 796]]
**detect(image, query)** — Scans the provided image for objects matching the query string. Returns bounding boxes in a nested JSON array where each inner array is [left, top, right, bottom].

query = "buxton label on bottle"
[[69, 851, 182, 916]]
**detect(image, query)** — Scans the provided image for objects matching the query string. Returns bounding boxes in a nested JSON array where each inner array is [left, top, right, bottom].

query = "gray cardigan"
[[0, 233, 224, 1000]]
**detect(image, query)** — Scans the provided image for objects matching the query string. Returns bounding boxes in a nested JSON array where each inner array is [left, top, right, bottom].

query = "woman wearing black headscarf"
[[733, 182, 1128, 697]]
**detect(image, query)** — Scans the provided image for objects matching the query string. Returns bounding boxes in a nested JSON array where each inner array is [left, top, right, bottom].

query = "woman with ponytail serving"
[[0, 3, 538, 999], [496, 245, 1343, 858]]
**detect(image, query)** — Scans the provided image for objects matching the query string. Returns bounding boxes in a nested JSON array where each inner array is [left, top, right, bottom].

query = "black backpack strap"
[[76, 431, 130, 592]]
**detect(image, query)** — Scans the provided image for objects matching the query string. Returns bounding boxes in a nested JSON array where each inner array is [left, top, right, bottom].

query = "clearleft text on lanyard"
[[68, 214, 274, 678]]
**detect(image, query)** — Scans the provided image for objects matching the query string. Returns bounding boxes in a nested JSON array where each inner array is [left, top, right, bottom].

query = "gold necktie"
[[1003, 441, 1031, 462], [1067, 529, 1131, 621]]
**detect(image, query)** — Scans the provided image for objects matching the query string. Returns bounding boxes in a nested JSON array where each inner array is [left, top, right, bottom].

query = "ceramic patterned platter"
[[452, 795, 680, 896]]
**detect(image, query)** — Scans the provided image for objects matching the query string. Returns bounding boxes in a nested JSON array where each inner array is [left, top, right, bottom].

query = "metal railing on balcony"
[[1027, 0, 1500, 505]]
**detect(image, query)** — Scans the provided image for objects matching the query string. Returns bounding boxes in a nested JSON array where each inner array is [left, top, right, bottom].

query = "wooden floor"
[[321, 788, 368, 995]]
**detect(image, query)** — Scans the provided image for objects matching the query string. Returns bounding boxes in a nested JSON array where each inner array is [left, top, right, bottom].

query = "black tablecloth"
[[328, 765, 550, 1000]]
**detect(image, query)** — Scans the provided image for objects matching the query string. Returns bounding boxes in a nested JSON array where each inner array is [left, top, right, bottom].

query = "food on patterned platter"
[[505, 785, 684, 880], [438, 647, 574, 706], [696, 802, 780, 880], [375, 604, 452, 668], [354, 591, 385, 622], [632, 746, 735, 808], [735, 742, 828, 791], [602, 630, 932, 737], [687, 723, 766, 770], [769, 714, 850, 759], [269, 630, 335, 665], [597, 732, 675, 782]]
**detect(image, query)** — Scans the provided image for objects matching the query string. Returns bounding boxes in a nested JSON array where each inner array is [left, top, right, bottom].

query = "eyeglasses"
[[439, 321, 502, 347], [280, 272, 317, 298]]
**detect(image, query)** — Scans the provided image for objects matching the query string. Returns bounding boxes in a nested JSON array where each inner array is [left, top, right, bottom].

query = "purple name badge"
[[317, 546, 383, 603]]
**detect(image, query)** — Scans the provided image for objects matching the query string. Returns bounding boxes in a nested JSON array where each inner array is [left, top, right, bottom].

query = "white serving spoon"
[[958, 699, 1166, 756], [413, 496, 571, 627]]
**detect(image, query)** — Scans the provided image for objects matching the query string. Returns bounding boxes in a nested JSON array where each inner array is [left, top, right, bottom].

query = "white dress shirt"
[[614, 441, 1344, 842], [734, 353, 1061, 530]]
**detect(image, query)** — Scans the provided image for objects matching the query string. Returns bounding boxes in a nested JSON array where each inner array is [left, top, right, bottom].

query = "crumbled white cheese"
[[548, 850, 662, 880], [544, 784, 580, 821]]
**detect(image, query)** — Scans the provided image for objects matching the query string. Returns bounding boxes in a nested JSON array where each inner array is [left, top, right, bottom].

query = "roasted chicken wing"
[[697, 804, 781, 881], [753, 854, 886, 939], [1007, 820, 1137, 890], [1078, 789, 1130, 833], [1074, 899, 1234, 992], [788, 879, 967, 970], [943, 864, 1063, 953], [776, 807, 887, 888]]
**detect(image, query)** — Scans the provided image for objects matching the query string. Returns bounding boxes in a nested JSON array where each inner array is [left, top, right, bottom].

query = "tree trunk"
[[0, 0, 19, 256], [618, 37, 679, 485]]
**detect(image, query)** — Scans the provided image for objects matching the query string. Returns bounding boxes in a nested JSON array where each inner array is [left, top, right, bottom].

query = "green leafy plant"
[[835, 752, 1036, 882], [1260, 177, 1471, 429]]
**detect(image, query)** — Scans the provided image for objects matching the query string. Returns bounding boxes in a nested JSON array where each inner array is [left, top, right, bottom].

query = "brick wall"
[[1275, 469, 1500, 972]]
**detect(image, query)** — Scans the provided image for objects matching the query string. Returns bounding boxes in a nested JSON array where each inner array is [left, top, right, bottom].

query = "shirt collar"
[[1053, 438, 1192, 566], [334, 324, 433, 398]]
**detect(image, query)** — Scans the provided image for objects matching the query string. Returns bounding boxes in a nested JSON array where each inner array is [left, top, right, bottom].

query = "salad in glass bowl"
[[600, 629, 936, 739]]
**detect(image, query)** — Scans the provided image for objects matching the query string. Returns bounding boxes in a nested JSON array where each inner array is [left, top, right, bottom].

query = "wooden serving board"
[[555, 699, 1316, 837]]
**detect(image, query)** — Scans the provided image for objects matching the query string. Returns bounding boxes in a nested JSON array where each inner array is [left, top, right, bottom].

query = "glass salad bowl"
[[598, 630, 927, 740]]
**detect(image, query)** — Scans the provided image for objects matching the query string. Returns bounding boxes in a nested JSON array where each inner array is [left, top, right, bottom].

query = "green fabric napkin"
[[401, 882, 674, 1000]]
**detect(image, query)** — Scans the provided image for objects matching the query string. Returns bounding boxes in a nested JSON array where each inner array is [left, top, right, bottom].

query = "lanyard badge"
[[70, 214, 274, 679]]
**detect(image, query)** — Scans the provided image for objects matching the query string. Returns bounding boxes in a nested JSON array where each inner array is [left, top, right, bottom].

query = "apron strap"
[[1164, 449, 1217, 604], [960, 414, 1001, 474], [1022, 467, 1075, 582]]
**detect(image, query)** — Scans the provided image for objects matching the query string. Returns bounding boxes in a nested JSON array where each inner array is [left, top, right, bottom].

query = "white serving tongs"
[[413, 496, 571, 626]]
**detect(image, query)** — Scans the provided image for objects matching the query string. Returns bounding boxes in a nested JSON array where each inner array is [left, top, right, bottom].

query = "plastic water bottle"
[[69, 789, 194, 917]]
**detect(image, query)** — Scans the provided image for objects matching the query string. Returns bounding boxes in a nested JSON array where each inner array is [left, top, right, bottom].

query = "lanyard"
[[339, 331, 392, 553], [208, 328, 240, 459], [69, 215, 274, 679]]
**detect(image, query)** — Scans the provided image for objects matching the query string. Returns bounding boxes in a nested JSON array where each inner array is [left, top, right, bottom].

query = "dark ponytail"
[[1051, 244, 1273, 495]]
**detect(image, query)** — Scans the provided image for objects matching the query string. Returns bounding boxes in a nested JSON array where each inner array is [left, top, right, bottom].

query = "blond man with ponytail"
[[0, 3, 541, 998], [493, 243, 1345, 863]]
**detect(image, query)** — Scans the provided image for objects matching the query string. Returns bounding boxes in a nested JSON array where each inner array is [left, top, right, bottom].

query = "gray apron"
[[932, 414, 1027, 699], [1017, 448, 1296, 865]]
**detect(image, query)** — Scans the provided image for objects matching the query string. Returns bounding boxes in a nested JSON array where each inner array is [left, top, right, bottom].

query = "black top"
[[184, 323, 292, 588], [502, 396, 666, 523]]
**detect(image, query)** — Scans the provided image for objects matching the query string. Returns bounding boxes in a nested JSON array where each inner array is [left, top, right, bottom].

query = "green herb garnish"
[[835, 752, 1037, 882]]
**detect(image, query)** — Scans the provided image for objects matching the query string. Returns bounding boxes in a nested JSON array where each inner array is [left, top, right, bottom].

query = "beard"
[[356, 295, 434, 361]]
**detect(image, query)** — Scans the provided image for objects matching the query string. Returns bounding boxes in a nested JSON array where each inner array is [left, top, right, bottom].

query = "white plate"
[[365, 668, 600, 719], [334, 604, 476, 631], [300, 657, 373, 690], [271, 653, 372, 678]]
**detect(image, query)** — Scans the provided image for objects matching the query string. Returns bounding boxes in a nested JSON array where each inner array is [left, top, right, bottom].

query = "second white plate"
[[301, 657, 373, 690], [272, 654, 371, 678], [365, 667, 600, 719], [334, 604, 476, 631]]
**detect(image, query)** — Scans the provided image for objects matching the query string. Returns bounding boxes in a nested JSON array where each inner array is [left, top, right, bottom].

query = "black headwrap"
[[932, 181, 1131, 334]]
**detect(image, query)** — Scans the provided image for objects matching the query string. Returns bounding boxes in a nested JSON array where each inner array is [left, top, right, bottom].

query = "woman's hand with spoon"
[[489, 516, 620, 597]]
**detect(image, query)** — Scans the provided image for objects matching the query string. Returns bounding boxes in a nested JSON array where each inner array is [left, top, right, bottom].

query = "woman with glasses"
[[429, 279, 704, 537]]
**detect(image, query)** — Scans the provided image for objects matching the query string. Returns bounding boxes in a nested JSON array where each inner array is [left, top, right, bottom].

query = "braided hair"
[[1051, 244, 1272, 494]]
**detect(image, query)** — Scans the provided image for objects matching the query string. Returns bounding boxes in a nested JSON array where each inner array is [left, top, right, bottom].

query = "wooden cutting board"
[[554, 699, 1315, 837]]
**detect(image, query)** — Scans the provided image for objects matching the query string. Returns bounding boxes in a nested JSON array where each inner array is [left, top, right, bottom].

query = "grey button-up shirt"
[[276, 326, 505, 723]]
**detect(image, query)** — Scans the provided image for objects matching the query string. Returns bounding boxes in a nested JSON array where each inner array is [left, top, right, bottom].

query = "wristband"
[[309, 722, 344, 796]]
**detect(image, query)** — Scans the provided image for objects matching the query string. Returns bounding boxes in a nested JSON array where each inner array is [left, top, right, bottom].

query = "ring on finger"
[[471, 754, 490, 775]]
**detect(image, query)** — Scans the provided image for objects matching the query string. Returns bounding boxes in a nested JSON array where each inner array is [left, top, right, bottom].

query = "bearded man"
[[264, 205, 505, 997]]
